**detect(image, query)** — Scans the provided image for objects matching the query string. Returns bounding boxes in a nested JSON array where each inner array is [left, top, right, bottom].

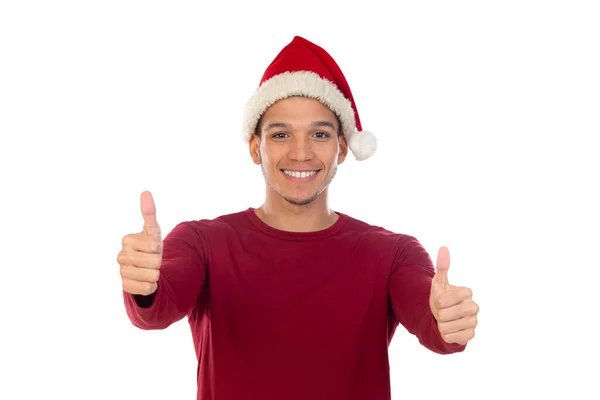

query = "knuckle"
[[151, 255, 162, 269], [438, 322, 448, 334], [150, 268, 160, 283], [461, 301, 472, 315], [143, 238, 161, 254], [122, 234, 132, 248], [437, 309, 447, 322], [117, 251, 128, 265], [121, 264, 134, 279], [139, 283, 148, 295], [466, 302, 478, 315], [435, 297, 445, 309], [144, 282, 155, 295], [146, 226, 161, 237], [465, 287, 473, 298]]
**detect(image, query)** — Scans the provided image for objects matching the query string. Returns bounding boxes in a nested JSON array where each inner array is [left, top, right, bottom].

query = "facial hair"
[[260, 161, 337, 206]]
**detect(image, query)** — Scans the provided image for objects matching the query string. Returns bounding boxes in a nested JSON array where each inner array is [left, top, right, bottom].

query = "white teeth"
[[283, 170, 318, 178]]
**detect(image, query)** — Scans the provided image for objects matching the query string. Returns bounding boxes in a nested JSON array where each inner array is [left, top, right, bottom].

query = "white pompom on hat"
[[242, 36, 377, 161]]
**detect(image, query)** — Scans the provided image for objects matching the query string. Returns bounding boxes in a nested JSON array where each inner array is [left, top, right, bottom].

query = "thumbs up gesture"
[[117, 191, 163, 296], [429, 246, 479, 345]]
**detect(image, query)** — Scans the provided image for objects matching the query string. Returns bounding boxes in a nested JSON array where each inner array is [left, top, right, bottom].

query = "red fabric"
[[258, 36, 364, 131], [123, 208, 466, 400]]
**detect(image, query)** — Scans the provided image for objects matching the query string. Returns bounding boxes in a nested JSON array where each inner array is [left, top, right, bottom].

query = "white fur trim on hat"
[[242, 71, 376, 160]]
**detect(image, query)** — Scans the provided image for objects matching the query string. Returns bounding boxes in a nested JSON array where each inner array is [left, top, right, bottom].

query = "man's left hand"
[[429, 246, 479, 345]]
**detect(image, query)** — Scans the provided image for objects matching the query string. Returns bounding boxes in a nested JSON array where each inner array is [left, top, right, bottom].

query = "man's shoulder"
[[342, 213, 415, 241], [341, 213, 431, 265], [190, 207, 251, 227], [167, 208, 253, 238]]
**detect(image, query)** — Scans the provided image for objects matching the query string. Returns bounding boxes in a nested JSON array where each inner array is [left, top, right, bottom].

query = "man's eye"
[[314, 131, 330, 138], [272, 132, 288, 139]]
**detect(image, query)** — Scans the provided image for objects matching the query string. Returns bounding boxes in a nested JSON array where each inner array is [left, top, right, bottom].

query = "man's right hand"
[[118, 191, 163, 296]]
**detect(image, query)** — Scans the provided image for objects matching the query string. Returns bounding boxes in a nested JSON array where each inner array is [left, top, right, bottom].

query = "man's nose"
[[288, 136, 314, 161]]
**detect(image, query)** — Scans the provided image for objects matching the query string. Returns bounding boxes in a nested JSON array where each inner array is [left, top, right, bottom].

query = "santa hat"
[[242, 36, 377, 161]]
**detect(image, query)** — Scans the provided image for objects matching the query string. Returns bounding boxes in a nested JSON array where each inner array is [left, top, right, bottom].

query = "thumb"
[[432, 245, 450, 292], [140, 191, 161, 239]]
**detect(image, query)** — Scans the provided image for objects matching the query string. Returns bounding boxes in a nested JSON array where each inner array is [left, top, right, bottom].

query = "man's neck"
[[255, 192, 338, 232]]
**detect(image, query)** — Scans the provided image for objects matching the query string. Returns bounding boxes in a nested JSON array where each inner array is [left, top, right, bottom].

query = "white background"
[[1, 1, 598, 399]]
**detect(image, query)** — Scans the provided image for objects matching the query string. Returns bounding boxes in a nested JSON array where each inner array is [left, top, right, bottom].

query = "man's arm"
[[388, 235, 466, 354]]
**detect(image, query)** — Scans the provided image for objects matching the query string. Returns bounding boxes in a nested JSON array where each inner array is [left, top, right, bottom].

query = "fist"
[[430, 246, 479, 345], [118, 191, 163, 296]]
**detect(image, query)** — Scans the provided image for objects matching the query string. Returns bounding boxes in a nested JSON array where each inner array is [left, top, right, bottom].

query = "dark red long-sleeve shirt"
[[123, 208, 465, 399]]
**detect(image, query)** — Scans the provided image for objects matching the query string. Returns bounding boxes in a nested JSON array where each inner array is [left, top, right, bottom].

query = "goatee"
[[260, 163, 337, 206]]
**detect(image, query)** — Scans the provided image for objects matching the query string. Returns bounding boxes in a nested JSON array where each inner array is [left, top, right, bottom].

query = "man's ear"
[[337, 134, 349, 164], [249, 134, 261, 165]]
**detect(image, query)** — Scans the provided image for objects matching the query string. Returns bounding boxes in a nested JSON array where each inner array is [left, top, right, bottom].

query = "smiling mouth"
[[281, 169, 321, 180]]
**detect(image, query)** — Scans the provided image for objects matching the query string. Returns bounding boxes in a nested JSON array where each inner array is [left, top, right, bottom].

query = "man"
[[118, 36, 479, 400]]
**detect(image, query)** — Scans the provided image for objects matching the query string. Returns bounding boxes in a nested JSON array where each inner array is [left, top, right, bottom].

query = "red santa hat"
[[242, 36, 377, 161]]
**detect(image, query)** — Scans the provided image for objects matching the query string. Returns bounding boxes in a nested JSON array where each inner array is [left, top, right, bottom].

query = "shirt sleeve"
[[388, 235, 466, 354], [123, 221, 208, 330]]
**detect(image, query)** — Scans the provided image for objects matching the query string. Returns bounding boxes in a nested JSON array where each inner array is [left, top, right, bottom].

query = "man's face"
[[249, 96, 348, 206]]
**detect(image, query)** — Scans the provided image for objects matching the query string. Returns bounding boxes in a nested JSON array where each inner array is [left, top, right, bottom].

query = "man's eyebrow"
[[263, 122, 291, 132], [262, 120, 337, 132], [311, 120, 336, 130]]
